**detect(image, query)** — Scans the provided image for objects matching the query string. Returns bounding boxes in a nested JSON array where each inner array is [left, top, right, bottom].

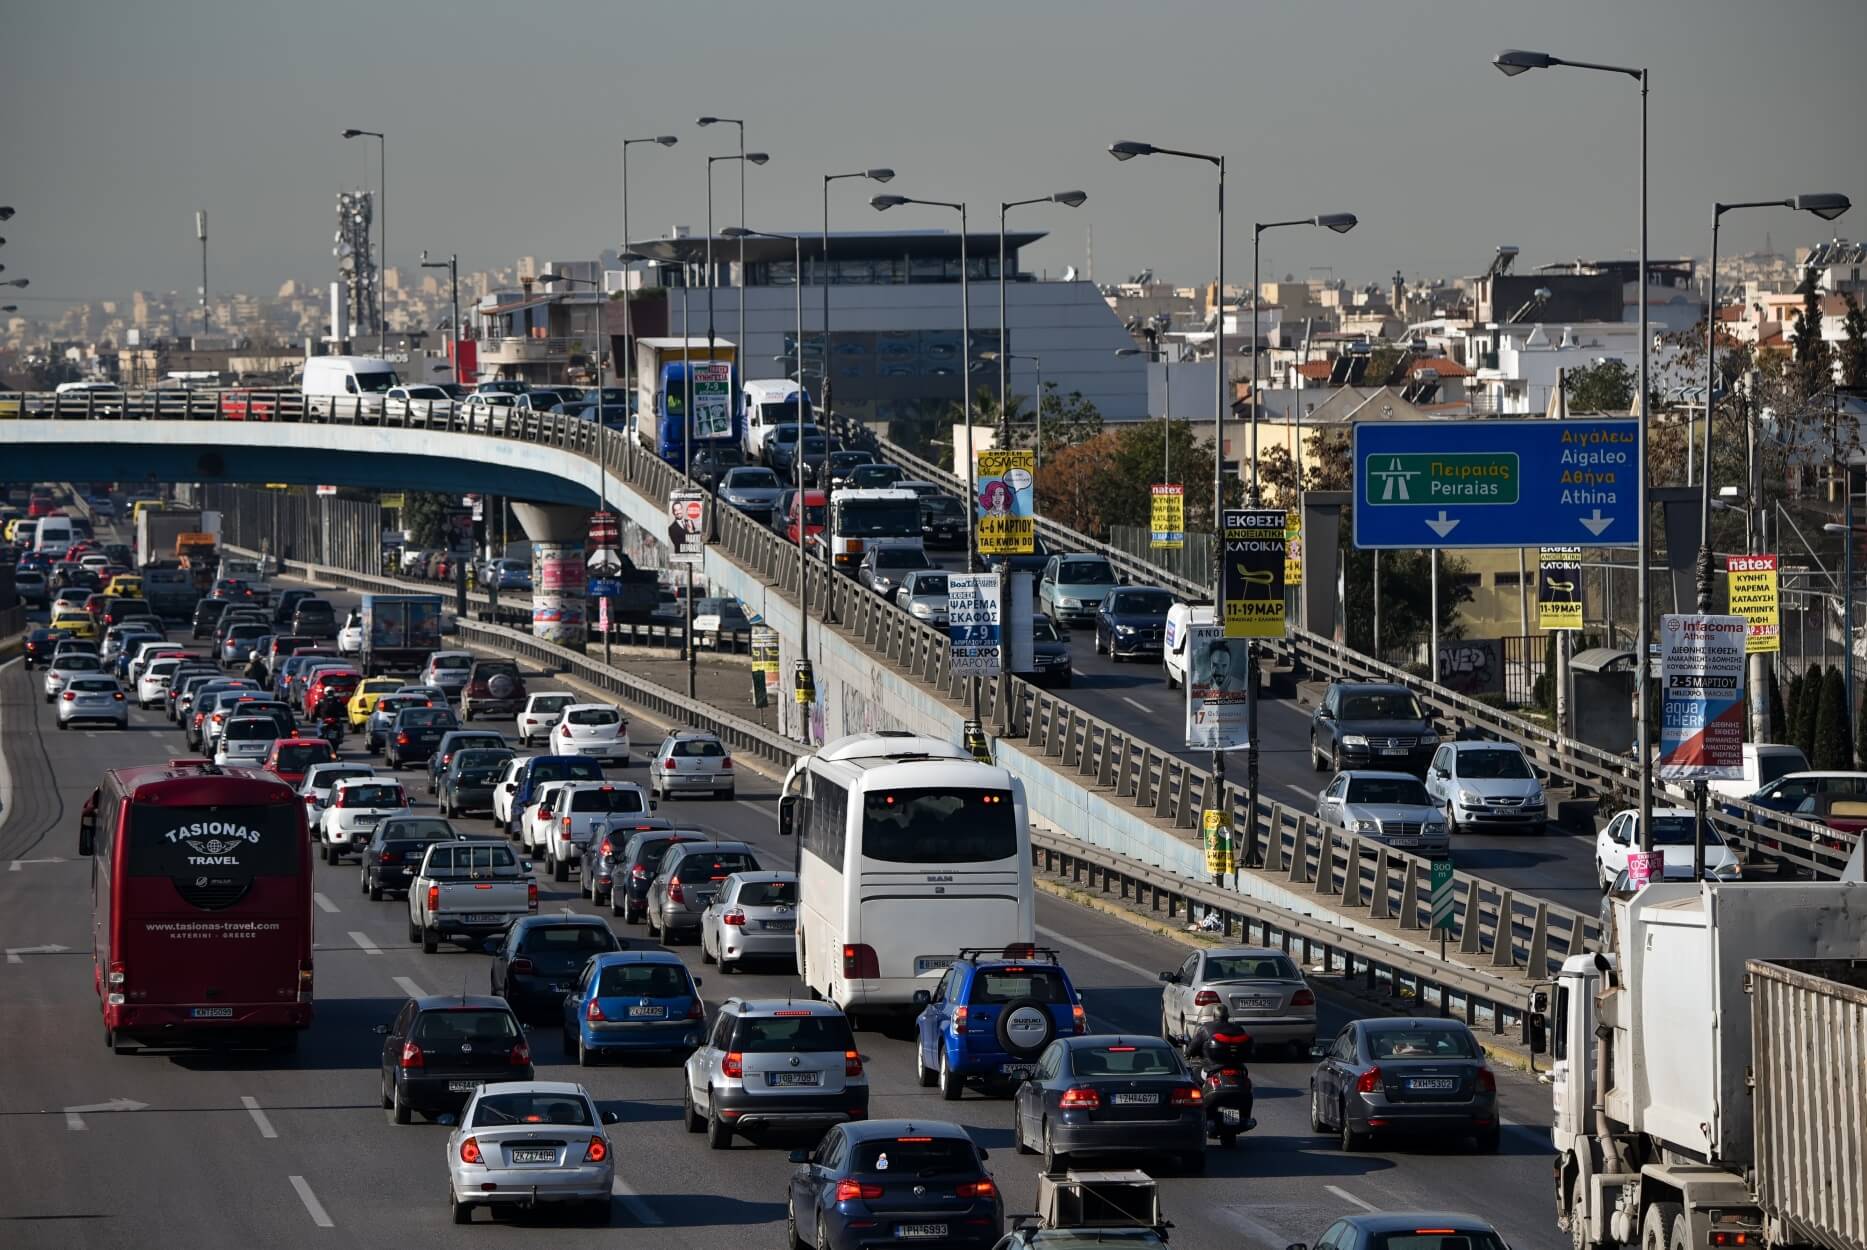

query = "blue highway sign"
[[1352, 418, 1639, 549]]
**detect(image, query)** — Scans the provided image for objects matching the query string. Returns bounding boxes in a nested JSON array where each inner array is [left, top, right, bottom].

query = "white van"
[[33, 514, 75, 558], [300, 356, 401, 416], [1705, 743, 1811, 801], [1162, 601, 1216, 689], [742, 378, 812, 462]]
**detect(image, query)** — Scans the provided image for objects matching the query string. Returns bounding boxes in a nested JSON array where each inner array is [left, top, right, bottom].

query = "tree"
[[1784, 668, 1805, 743], [1791, 279, 1832, 393], [402, 491, 454, 549], [1035, 432, 1120, 533], [1564, 359, 1635, 413], [1766, 665, 1787, 744], [1812, 665, 1853, 770], [1794, 665, 1822, 760], [1841, 293, 1867, 389]]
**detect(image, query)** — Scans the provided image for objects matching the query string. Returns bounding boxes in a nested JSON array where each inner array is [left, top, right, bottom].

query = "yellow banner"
[[1221, 509, 1288, 639], [1284, 510, 1304, 587], [1202, 808, 1235, 876], [1150, 484, 1184, 549], [379, 492, 406, 510], [975, 450, 1036, 555], [1726, 554, 1780, 653], [1537, 547, 1583, 631]]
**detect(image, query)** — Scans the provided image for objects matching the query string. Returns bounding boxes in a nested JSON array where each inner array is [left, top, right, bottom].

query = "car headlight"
[[1353, 818, 1379, 833], [1116, 625, 1135, 636], [1426, 820, 1448, 834], [1342, 734, 1369, 747], [1419, 731, 1440, 744], [910, 601, 931, 618], [1458, 790, 1482, 806]]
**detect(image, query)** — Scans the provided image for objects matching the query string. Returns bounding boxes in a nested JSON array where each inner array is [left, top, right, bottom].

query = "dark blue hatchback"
[[787, 1119, 1000, 1250]]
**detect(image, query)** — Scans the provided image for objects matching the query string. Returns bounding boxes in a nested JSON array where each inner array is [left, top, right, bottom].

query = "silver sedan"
[[699, 871, 799, 971], [1316, 770, 1451, 854], [1159, 946, 1318, 1055], [446, 1081, 619, 1225]]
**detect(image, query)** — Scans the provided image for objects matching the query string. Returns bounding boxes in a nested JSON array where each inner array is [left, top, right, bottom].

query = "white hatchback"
[[548, 704, 629, 764], [319, 776, 410, 864], [1594, 806, 1742, 889], [517, 692, 577, 747]]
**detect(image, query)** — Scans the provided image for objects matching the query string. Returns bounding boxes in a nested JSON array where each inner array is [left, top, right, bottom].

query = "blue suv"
[[911, 948, 1084, 1100]]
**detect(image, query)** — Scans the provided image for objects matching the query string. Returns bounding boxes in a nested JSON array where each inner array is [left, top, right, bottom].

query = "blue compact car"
[[560, 949, 704, 1065]]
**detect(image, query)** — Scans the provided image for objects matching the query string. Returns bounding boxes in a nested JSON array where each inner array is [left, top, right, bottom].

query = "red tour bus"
[[79, 759, 314, 1053]]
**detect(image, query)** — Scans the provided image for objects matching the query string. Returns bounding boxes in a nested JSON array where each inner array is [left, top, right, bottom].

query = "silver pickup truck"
[[407, 839, 536, 953]]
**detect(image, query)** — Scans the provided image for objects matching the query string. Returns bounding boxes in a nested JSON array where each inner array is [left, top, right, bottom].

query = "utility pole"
[[195, 211, 209, 335]]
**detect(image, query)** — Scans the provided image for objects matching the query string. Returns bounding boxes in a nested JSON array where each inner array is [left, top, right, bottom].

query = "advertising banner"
[[1725, 554, 1780, 654], [1285, 509, 1304, 587], [1202, 809, 1235, 877], [667, 490, 707, 566], [692, 362, 734, 439], [1657, 613, 1747, 781], [1221, 508, 1288, 639], [975, 450, 1036, 555], [1537, 547, 1583, 631], [751, 626, 780, 702], [1149, 484, 1184, 550], [947, 573, 1002, 678], [1185, 623, 1250, 750], [530, 541, 587, 646]]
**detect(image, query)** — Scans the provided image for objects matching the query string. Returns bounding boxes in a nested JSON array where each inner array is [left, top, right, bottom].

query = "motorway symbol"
[[63, 1098, 148, 1131], [7, 857, 67, 872], [1353, 418, 1639, 549], [5, 943, 70, 964]]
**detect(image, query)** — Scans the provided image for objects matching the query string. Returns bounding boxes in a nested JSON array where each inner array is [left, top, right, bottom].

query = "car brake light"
[[527, 882, 538, 909], [459, 1136, 481, 1164], [631, 864, 649, 879], [662, 759, 677, 770], [845, 1049, 863, 1077], [426, 885, 439, 913], [1059, 1087, 1101, 1109], [62, 691, 75, 701], [952, 1005, 969, 1027], [508, 958, 534, 975], [1477, 1068, 1497, 1093], [1170, 1086, 1203, 1106], [1292, 989, 1316, 1007], [1072, 1004, 1086, 1034], [584, 1137, 608, 1164], [722, 908, 746, 926], [834, 1180, 882, 1204], [1192, 989, 1219, 1007], [842, 944, 879, 979], [400, 1041, 424, 1069], [1356, 1066, 1382, 1094], [668, 877, 685, 903], [956, 1180, 995, 1199], [379, 851, 396, 864], [396, 733, 410, 745], [721, 757, 733, 769], [722, 1052, 744, 1079], [586, 998, 606, 1022], [508, 1041, 530, 1066]]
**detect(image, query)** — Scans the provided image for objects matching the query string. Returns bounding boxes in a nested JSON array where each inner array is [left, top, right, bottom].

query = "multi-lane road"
[[0, 578, 1563, 1249]]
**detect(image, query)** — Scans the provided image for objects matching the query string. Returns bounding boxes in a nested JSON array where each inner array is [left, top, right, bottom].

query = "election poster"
[[1725, 554, 1780, 654], [947, 572, 1003, 678], [975, 450, 1036, 555], [692, 362, 734, 439], [1537, 547, 1583, 631], [667, 489, 707, 566], [1284, 509, 1304, 587], [1150, 483, 1184, 549], [1657, 613, 1747, 781], [1185, 623, 1250, 750], [1220, 508, 1288, 639]]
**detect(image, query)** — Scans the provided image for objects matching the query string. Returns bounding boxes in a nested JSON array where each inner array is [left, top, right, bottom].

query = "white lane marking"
[[1284, 785, 1319, 801], [1121, 696, 1151, 714], [313, 893, 339, 914], [6, 943, 70, 964], [1037, 926, 1161, 982], [8, 856, 68, 872], [1325, 1184, 1376, 1212], [63, 1098, 147, 1130], [394, 975, 429, 999], [611, 1177, 664, 1225], [348, 931, 382, 956], [0, 657, 15, 837], [242, 1095, 278, 1139], [289, 1175, 334, 1228]]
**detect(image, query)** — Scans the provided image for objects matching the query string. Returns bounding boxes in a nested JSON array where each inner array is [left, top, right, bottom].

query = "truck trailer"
[[1542, 882, 1867, 1250], [358, 593, 444, 675], [632, 336, 741, 468]]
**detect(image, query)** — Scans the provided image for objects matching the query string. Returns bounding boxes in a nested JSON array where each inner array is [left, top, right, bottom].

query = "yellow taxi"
[[346, 676, 404, 729], [104, 574, 144, 598], [50, 609, 99, 641]]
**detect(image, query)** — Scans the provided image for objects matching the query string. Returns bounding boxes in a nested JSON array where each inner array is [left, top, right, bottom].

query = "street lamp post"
[[1493, 48, 1656, 853], [698, 117, 750, 381], [341, 128, 386, 355], [1826, 514, 1859, 742], [704, 151, 770, 549], [997, 193, 1086, 451], [822, 169, 895, 440], [1109, 138, 1233, 879], [984, 352, 1044, 464], [421, 251, 460, 384], [727, 225, 814, 743], [621, 134, 680, 466]]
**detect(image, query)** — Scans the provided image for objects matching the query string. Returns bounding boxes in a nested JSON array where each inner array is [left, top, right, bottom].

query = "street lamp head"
[[1492, 49, 1554, 76], [1114, 347, 1144, 357], [537, 272, 566, 283], [0, 306, 14, 314], [746, 152, 770, 165], [655, 135, 679, 146], [0, 207, 13, 221], [1315, 212, 1358, 234], [4, 278, 27, 289], [870, 195, 908, 211], [1822, 523, 1850, 535], [866, 168, 896, 183], [341, 127, 378, 138], [697, 116, 719, 127], [1796, 192, 1852, 222], [1108, 140, 1156, 162], [1052, 190, 1089, 208], [719, 227, 753, 239]]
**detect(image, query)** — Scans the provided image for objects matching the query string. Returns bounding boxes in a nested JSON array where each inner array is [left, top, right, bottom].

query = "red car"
[[302, 668, 362, 719], [264, 737, 338, 787], [786, 489, 827, 546]]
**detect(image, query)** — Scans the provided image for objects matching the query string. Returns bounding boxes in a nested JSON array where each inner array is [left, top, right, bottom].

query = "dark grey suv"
[[1309, 681, 1439, 776]]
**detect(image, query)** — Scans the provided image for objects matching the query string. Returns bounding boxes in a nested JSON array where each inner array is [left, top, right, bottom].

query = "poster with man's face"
[[1185, 624, 1250, 750]]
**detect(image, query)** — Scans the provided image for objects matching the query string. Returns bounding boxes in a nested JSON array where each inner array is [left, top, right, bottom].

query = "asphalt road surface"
[[0, 597, 1563, 1249]]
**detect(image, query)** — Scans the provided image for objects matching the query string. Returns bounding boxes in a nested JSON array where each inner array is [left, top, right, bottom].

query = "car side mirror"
[[1318, 707, 1334, 720], [1158, 970, 1178, 983], [520, 862, 533, 874], [977, 1148, 989, 1159], [650, 800, 658, 811], [1286, 1243, 1311, 1250], [602, 1108, 622, 1124], [912, 989, 932, 1007], [373, 1024, 390, 1036], [691, 977, 702, 987], [1308, 1042, 1330, 1059], [788, 1149, 812, 1165]]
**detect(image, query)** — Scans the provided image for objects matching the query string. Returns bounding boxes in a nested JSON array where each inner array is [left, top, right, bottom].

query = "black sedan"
[[787, 1119, 1001, 1250], [439, 747, 516, 818], [689, 446, 748, 493], [1307, 1017, 1498, 1153], [1011, 1035, 1206, 1174], [1020, 613, 1072, 688], [386, 705, 461, 769], [23, 626, 71, 669], [920, 494, 968, 550], [428, 729, 509, 796], [818, 449, 873, 492], [1094, 586, 1175, 661], [1309, 681, 1440, 776], [487, 914, 621, 1020], [376, 995, 533, 1125], [360, 815, 466, 901]]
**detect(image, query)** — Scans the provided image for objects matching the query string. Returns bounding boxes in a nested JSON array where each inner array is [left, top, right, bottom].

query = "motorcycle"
[[1187, 1030, 1257, 1147]]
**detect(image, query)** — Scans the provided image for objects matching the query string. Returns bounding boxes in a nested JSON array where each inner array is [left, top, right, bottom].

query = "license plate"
[[1111, 1092, 1159, 1105], [1231, 996, 1278, 1010], [509, 1147, 555, 1164], [356, 814, 381, 826], [767, 1071, 820, 1087], [189, 1006, 234, 1019], [1381, 747, 1410, 756], [914, 956, 954, 974], [1390, 838, 1422, 849], [899, 1225, 949, 1240], [999, 1063, 1037, 1078], [448, 1080, 482, 1093], [458, 914, 503, 925], [1221, 1106, 1242, 1124], [1407, 1077, 1458, 1091], [627, 1005, 665, 1018], [759, 919, 795, 932]]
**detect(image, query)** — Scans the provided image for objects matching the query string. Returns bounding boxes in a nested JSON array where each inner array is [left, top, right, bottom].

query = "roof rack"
[[957, 945, 1060, 964]]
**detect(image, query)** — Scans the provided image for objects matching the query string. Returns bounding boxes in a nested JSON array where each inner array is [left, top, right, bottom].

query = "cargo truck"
[[358, 592, 444, 675], [633, 336, 742, 468], [1540, 881, 1867, 1250], [134, 508, 221, 568], [176, 532, 219, 594]]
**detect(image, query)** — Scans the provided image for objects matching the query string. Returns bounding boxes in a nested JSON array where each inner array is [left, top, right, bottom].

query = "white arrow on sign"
[[64, 1098, 149, 1131], [1424, 511, 1461, 538], [6, 943, 70, 965], [1580, 509, 1615, 536]]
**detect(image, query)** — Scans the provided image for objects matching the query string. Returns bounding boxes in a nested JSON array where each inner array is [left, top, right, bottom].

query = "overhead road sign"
[[1352, 418, 1639, 549]]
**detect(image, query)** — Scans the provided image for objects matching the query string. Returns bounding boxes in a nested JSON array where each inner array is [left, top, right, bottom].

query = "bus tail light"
[[842, 944, 879, 979], [297, 960, 313, 1002], [107, 960, 127, 1005], [400, 1041, 425, 1068]]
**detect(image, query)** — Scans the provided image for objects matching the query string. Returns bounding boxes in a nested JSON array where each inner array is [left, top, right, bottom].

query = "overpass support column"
[[510, 502, 589, 650]]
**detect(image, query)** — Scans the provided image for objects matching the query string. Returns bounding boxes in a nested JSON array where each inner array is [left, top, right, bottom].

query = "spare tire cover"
[[996, 999, 1056, 1058], [487, 673, 517, 700]]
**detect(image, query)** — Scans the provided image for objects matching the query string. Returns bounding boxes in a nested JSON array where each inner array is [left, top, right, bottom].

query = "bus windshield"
[[125, 803, 303, 878], [836, 498, 920, 536], [861, 787, 1017, 864]]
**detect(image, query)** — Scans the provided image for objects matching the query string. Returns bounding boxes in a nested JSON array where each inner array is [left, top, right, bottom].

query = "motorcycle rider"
[[1183, 1001, 1257, 1144], [1184, 1001, 1255, 1064], [313, 689, 348, 745], [242, 649, 269, 684]]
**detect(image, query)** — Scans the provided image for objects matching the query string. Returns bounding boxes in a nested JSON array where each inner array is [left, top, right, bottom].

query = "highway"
[[0, 585, 1563, 1248]]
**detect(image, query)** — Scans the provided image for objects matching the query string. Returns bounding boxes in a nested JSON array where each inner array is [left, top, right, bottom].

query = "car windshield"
[[398, 708, 454, 727], [352, 371, 397, 395], [1456, 748, 1533, 780], [1203, 955, 1300, 981], [1070, 1043, 1181, 1077], [1366, 1026, 1480, 1059], [861, 788, 1017, 864], [595, 962, 691, 998], [907, 574, 949, 596], [969, 967, 1070, 1004], [730, 1013, 854, 1053], [566, 708, 620, 726], [1341, 690, 1426, 720], [377, 818, 454, 841], [1345, 777, 1431, 806], [469, 1091, 593, 1128], [837, 497, 920, 534], [58, 656, 102, 671], [569, 788, 645, 814], [1110, 590, 1173, 615], [312, 767, 373, 791], [848, 1137, 978, 1175], [850, 466, 902, 487], [69, 677, 119, 693], [674, 851, 758, 878], [876, 550, 928, 569], [430, 654, 471, 670], [1057, 560, 1114, 584], [1032, 620, 1062, 643], [519, 924, 617, 954], [223, 719, 277, 740], [411, 1009, 519, 1044], [728, 468, 780, 488], [1644, 816, 1720, 847], [1369, 1235, 1507, 1250], [377, 697, 425, 715], [344, 783, 404, 807], [922, 497, 963, 518], [529, 759, 603, 784]]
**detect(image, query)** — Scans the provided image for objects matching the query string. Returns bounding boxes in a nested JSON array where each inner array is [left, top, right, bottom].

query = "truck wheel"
[[421, 925, 439, 954], [1640, 1202, 1683, 1250]]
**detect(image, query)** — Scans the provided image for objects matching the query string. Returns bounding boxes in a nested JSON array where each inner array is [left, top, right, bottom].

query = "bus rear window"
[[125, 804, 303, 877], [861, 788, 1017, 864]]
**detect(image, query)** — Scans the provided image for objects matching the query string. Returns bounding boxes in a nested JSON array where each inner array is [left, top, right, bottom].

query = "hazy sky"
[[5, 0, 1863, 312]]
